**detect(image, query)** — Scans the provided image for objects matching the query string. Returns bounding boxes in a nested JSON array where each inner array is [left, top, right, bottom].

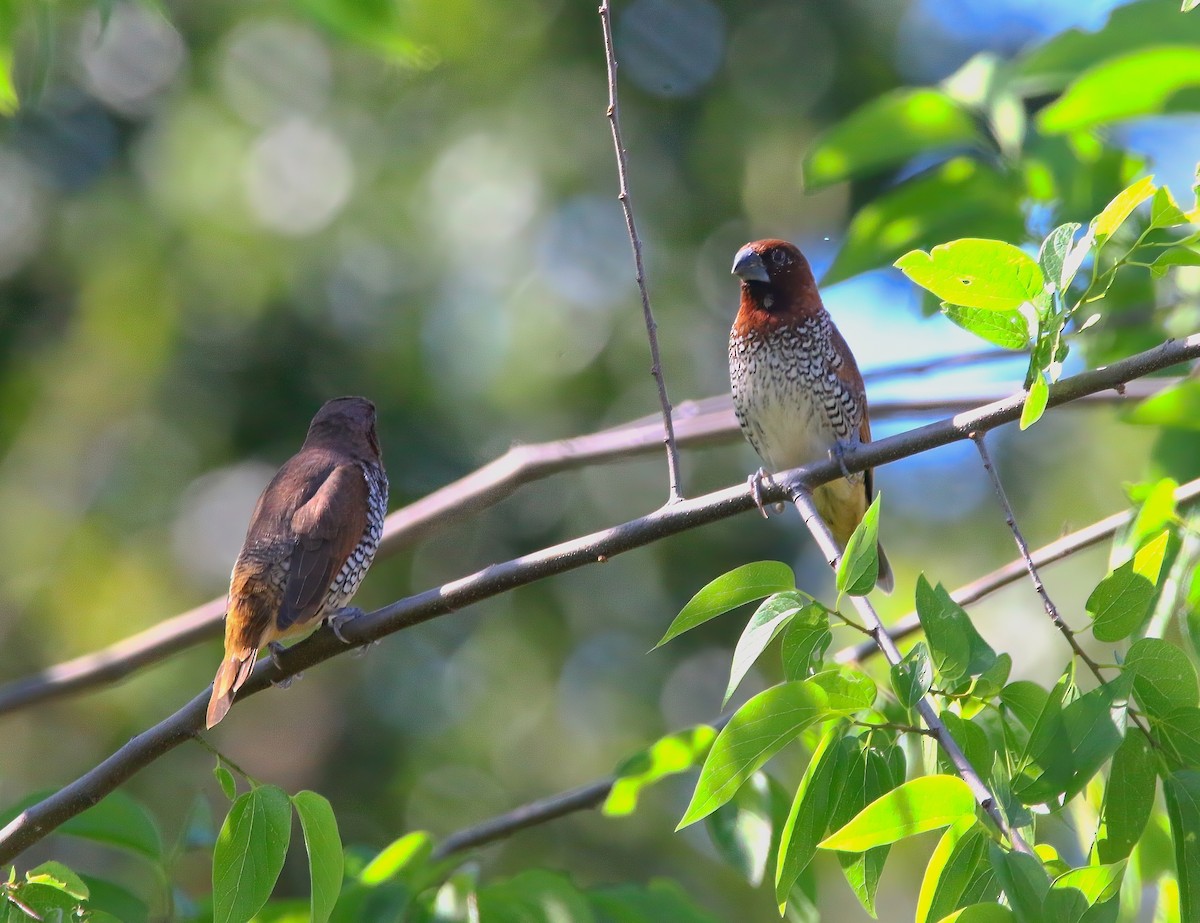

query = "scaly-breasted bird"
[[729, 239, 893, 592], [205, 396, 389, 728]]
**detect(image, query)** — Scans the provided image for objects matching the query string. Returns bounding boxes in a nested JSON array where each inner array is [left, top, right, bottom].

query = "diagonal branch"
[[0, 333, 1195, 863], [429, 475, 1200, 860], [599, 0, 683, 502], [0, 380, 1172, 718], [787, 485, 1031, 853]]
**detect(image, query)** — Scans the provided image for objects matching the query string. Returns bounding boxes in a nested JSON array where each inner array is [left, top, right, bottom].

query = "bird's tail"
[[206, 648, 258, 728], [876, 543, 894, 594]]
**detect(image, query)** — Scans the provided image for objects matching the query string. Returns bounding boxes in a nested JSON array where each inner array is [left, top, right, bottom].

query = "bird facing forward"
[[728, 239, 892, 592], [205, 396, 389, 728]]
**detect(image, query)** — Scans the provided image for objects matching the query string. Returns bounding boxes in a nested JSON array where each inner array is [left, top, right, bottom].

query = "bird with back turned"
[[205, 396, 389, 728], [728, 238, 893, 592]]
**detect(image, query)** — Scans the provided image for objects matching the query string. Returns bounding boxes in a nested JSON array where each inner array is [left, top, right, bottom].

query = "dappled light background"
[[0, 0, 1196, 919]]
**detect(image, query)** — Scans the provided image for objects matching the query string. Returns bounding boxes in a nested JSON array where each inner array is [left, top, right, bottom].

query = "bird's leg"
[[748, 467, 778, 518], [830, 432, 864, 481], [268, 642, 301, 688]]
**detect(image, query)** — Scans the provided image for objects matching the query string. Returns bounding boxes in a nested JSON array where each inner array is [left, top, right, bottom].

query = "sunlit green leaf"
[[656, 562, 795, 647], [1088, 530, 1170, 641], [892, 642, 934, 708], [1091, 175, 1157, 244], [1039, 222, 1082, 292], [1020, 372, 1049, 430], [1128, 478, 1180, 548], [359, 831, 432, 886], [1061, 676, 1131, 800], [895, 239, 1044, 312], [24, 862, 88, 901], [215, 764, 237, 802], [915, 576, 996, 682], [810, 668, 877, 713], [679, 681, 832, 828], [917, 818, 995, 923], [1127, 379, 1200, 429], [776, 728, 851, 905], [936, 906, 1016, 923], [837, 746, 901, 916], [1150, 247, 1200, 278], [1151, 186, 1191, 228], [292, 791, 343, 923], [819, 776, 975, 852], [1044, 861, 1126, 922], [837, 493, 882, 597], [706, 773, 773, 887], [1156, 707, 1200, 769], [941, 304, 1030, 350], [780, 604, 833, 681], [724, 591, 812, 706], [803, 89, 980, 189], [1039, 48, 1200, 134], [989, 844, 1050, 921], [604, 725, 717, 816], [213, 786, 293, 923]]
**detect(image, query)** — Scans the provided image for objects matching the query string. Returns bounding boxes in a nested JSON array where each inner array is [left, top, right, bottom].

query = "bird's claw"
[[267, 642, 301, 687], [748, 468, 777, 518], [326, 607, 366, 645], [830, 439, 860, 481]]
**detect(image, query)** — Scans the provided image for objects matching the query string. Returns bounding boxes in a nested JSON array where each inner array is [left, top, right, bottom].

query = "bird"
[[205, 396, 389, 728], [728, 238, 893, 592]]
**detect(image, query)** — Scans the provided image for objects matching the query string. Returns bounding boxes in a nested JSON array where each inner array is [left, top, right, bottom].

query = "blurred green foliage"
[[2, 0, 1200, 920]]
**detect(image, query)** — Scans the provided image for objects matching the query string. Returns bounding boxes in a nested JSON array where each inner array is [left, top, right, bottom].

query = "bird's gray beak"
[[732, 246, 769, 283]]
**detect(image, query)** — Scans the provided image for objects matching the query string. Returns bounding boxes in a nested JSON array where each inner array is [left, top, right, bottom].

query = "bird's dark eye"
[[772, 250, 787, 266]]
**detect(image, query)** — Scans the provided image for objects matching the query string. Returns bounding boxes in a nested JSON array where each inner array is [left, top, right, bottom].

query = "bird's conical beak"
[[732, 246, 769, 283]]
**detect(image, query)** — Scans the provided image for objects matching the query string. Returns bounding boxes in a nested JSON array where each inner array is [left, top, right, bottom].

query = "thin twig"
[[0, 332, 1196, 863], [599, 0, 683, 503], [971, 433, 1151, 737], [2, 379, 1165, 720], [787, 484, 1032, 855]]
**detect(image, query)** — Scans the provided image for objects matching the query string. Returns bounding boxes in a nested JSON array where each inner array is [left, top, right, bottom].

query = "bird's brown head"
[[732, 239, 823, 331], [305, 396, 381, 460]]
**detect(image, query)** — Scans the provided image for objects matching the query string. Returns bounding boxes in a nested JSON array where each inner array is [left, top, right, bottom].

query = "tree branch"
[[599, 0, 683, 502], [427, 475, 1200, 860], [0, 378, 1171, 718], [0, 333, 1195, 863]]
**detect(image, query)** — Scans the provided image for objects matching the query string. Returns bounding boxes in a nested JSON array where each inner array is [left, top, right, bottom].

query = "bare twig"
[[3, 375, 1166, 720], [426, 478, 1200, 860], [598, 0, 683, 503], [0, 333, 1196, 863], [787, 485, 1032, 854]]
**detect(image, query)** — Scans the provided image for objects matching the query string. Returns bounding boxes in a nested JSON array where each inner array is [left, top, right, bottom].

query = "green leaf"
[[941, 304, 1030, 350], [819, 776, 976, 852], [656, 562, 795, 647], [292, 791, 343, 923], [1151, 186, 1191, 228], [1127, 379, 1200, 429], [915, 576, 996, 682], [58, 790, 162, 861], [1129, 478, 1180, 548], [604, 725, 717, 817], [1061, 676, 1132, 801], [776, 728, 851, 904], [359, 831, 432, 885], [1003, 678, 1074, 803], [1165, 771, 1200, 923], [810, 667, 877, 713], [706, 773, 773, 887], [679, 680, 832, 828], [989, 844, 1050, 922], [825, 157, 1026, 285], [917, 818, 995, 923], [1039, 222, 1082, 292], [1092, 175, 1158, 244], [838, 746, 901, 916], [1186, 0, 1200, 12], [1156, 707, 1200, 769], [1044, 862, 1126, 923], [215, 764, 238, 802], [1088, 530, 1171, 641], [1097, 731, 1156, 863], [780, 606, 833, 681], [291, 0, 432, 65], [936, 906, 1017, 923], [589, 879, 724, 923], [724, 591, 811, 706], [892, 642, 934, 708], [213, 786, 293, 923], [1038, 48, 1200, 135], [24, 862, 88, 901], [1150, 247, 1200, 278], [895, 239, 1045, 312], [837, 493, 882, 597], [1021, 372, 1049, 430], [1125, 638, 1200, 721], [802, 88, 980, 190]]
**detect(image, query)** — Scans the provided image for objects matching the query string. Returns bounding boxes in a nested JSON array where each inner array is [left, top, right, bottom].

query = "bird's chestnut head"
[[732, 239, 821, 319], [307, 396, 381, 459]]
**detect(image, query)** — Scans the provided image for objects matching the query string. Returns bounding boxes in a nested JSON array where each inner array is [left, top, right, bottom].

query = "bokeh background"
[[0, 0, 1197, 919]]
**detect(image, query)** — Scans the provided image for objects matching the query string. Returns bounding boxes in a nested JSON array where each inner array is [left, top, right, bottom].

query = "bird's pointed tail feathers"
[[206, 649, 258, 728]]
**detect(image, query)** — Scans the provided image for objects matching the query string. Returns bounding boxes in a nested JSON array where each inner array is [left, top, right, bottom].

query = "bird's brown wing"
[[276, 463, 368, 631]]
